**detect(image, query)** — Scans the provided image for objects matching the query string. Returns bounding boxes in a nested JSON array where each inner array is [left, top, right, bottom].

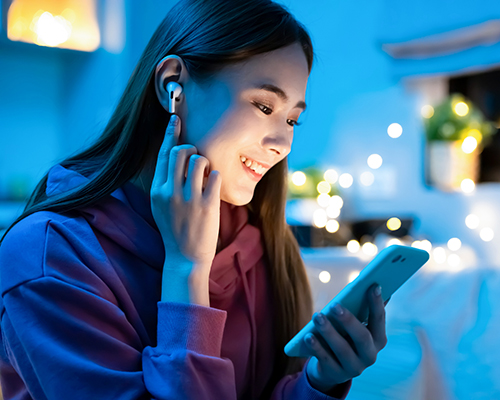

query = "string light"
[[316, 194, 330, 208], [462, 136, 478, 154], [465, 214, 479, 229], [319, 271, 331, 283], [326, 220, 340, 233], [329, 195, 344, 209], [326, 206, 341, 219], [421, 105, 434, 119], [291, 171, 306, 186], [316, 181, 331, 194], [324, 169, 339, 184], [348, 271, 360, 283], [360, 171, 375, 186], [347, 240, 360, 253], [454, 101, 469, 117], [447, 238, 462, 251], [387, 238, 402, 246], [339, 173, 353, 188], [461, 179, 475, 193], [386, 217, 401, 231], [480, 228, 494, 242], [433, 247, 446, 264], [387, 123, 403, 138], [420, 240, 432, 252], [367, 154, 383, 170], [313, 209, 327, 228], [362, 242, 378, 256]]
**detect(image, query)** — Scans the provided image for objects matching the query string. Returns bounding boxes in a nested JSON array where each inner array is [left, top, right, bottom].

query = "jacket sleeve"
[[269, 358, 352, 399], [0, 217, 237, 400]]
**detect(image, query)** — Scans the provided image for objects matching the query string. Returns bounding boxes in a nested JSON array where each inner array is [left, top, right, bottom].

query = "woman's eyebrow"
[[254, 83, 307, 111]]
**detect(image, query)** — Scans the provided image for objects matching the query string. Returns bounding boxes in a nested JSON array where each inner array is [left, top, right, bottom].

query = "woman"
[[0, 0, 387, 399]]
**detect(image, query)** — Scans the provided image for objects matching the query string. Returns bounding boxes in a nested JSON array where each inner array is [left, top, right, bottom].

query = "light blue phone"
[[284, 244, 430, 358]]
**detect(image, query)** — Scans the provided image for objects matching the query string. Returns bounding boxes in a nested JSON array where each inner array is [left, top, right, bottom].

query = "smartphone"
[[284, 244, 430, 358]]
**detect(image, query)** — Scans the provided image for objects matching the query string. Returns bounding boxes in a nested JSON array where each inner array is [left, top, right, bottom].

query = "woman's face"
[[162, 42, 309, 206]]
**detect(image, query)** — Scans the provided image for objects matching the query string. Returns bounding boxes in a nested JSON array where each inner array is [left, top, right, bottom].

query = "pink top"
[[0, 164, 351, 399]]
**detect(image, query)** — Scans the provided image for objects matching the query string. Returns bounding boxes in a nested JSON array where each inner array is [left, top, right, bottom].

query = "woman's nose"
[[261, 131, 292, 156]]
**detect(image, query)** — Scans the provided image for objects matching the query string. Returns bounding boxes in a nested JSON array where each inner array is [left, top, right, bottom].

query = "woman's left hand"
[[305, 284, 388, 394]]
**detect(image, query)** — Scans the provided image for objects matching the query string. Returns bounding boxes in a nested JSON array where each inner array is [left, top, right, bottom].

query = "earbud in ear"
[[166, 81, 183, 114]]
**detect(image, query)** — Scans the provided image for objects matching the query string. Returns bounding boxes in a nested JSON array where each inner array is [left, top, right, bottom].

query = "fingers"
[[184, 155, 209, 201], [202, 170, 222, 203], [303, 333, 345, 380], [327, 304, 378, 367], [367, 285, 388, 351], [310, 311, 365, 377], [152, 114, 181, 190]]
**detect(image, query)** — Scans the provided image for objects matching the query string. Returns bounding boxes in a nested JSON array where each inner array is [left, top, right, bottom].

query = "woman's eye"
[[253, 102, 302, 127]]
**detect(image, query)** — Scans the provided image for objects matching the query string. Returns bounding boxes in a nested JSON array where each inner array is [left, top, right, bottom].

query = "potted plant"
[[424, 94, 495, 191]]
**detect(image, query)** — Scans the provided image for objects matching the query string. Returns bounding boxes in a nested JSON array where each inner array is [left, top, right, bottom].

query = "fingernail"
[[332, 303, 344, 316], [305, 333, 315, 346], [170, 114, 179, 126], [375, 285, 382, 297], [314, 313, 325, 325]]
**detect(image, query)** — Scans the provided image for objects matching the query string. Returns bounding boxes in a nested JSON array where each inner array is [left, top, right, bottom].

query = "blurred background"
[[1, 0, 500, 399]]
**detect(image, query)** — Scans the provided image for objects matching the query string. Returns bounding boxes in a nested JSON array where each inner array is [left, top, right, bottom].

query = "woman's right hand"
[[150, 114, 222, 277]]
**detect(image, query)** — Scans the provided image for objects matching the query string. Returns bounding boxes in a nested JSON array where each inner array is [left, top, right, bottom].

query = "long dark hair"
[[1, 0, 315, 394]]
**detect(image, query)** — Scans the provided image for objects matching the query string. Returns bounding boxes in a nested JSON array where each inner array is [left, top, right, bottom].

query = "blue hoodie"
[[0, 164, 351, 399]]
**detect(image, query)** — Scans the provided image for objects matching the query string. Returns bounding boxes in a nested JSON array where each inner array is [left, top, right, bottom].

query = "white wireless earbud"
[[166, 81, 183, 114]]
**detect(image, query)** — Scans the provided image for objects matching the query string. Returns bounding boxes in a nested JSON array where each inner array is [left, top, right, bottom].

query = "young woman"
[[0, 0, 387, 399]]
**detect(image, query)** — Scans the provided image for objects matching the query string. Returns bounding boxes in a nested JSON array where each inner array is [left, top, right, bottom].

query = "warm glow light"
[[7, 0, 100, 51], [317, 194, 330, 208], [360, 171, 375, 186], [329, 195, 344, 209], [324, 169, 339, 184], [292, 171, 306, 186], [420, 240, 432, 252], [421, 105, 435, 119], [347, 240, 360, 253], [386, 217, 402, 231], [454, 102, 469, 117], [348, 271, 360, 283], [339, 173, 353, 188], [462, 136, 478, 154], [461, 179, 475, 193], [447, 238, 462, 251], [466, 129, 483, 144], [433, 247, 446, 264], [319, 271, 331, 283], [465, 214, 480, 229], [317, 181, 331, 194], [387, 123, 403, 138], [326, 220, 340, 233], [480, 227, 494, 242], [326, 206, 341, 219], [411, 240, 421, 249], [367, 154, 383, 170], [362, 242, 378, 256], [313, 209, 327, 228]]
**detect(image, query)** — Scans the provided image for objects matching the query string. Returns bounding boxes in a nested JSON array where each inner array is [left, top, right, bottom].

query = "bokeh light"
[[387, 123, 403, 138], [465, 214, 479, 229], [319, 271, 331, 283], [386, 217, 402, 231], [421, 105, 435, 119], [447, 238, 462, 251], [292, 171, 306, 186], [339, 173, 353, 188], [367, 154, 383, 170]]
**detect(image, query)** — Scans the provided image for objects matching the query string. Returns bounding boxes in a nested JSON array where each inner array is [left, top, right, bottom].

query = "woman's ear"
[[154, 55, 188, 113]]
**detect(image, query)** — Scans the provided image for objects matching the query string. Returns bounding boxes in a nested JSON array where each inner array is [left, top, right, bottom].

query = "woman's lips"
[[241, 160, 263, 181]]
